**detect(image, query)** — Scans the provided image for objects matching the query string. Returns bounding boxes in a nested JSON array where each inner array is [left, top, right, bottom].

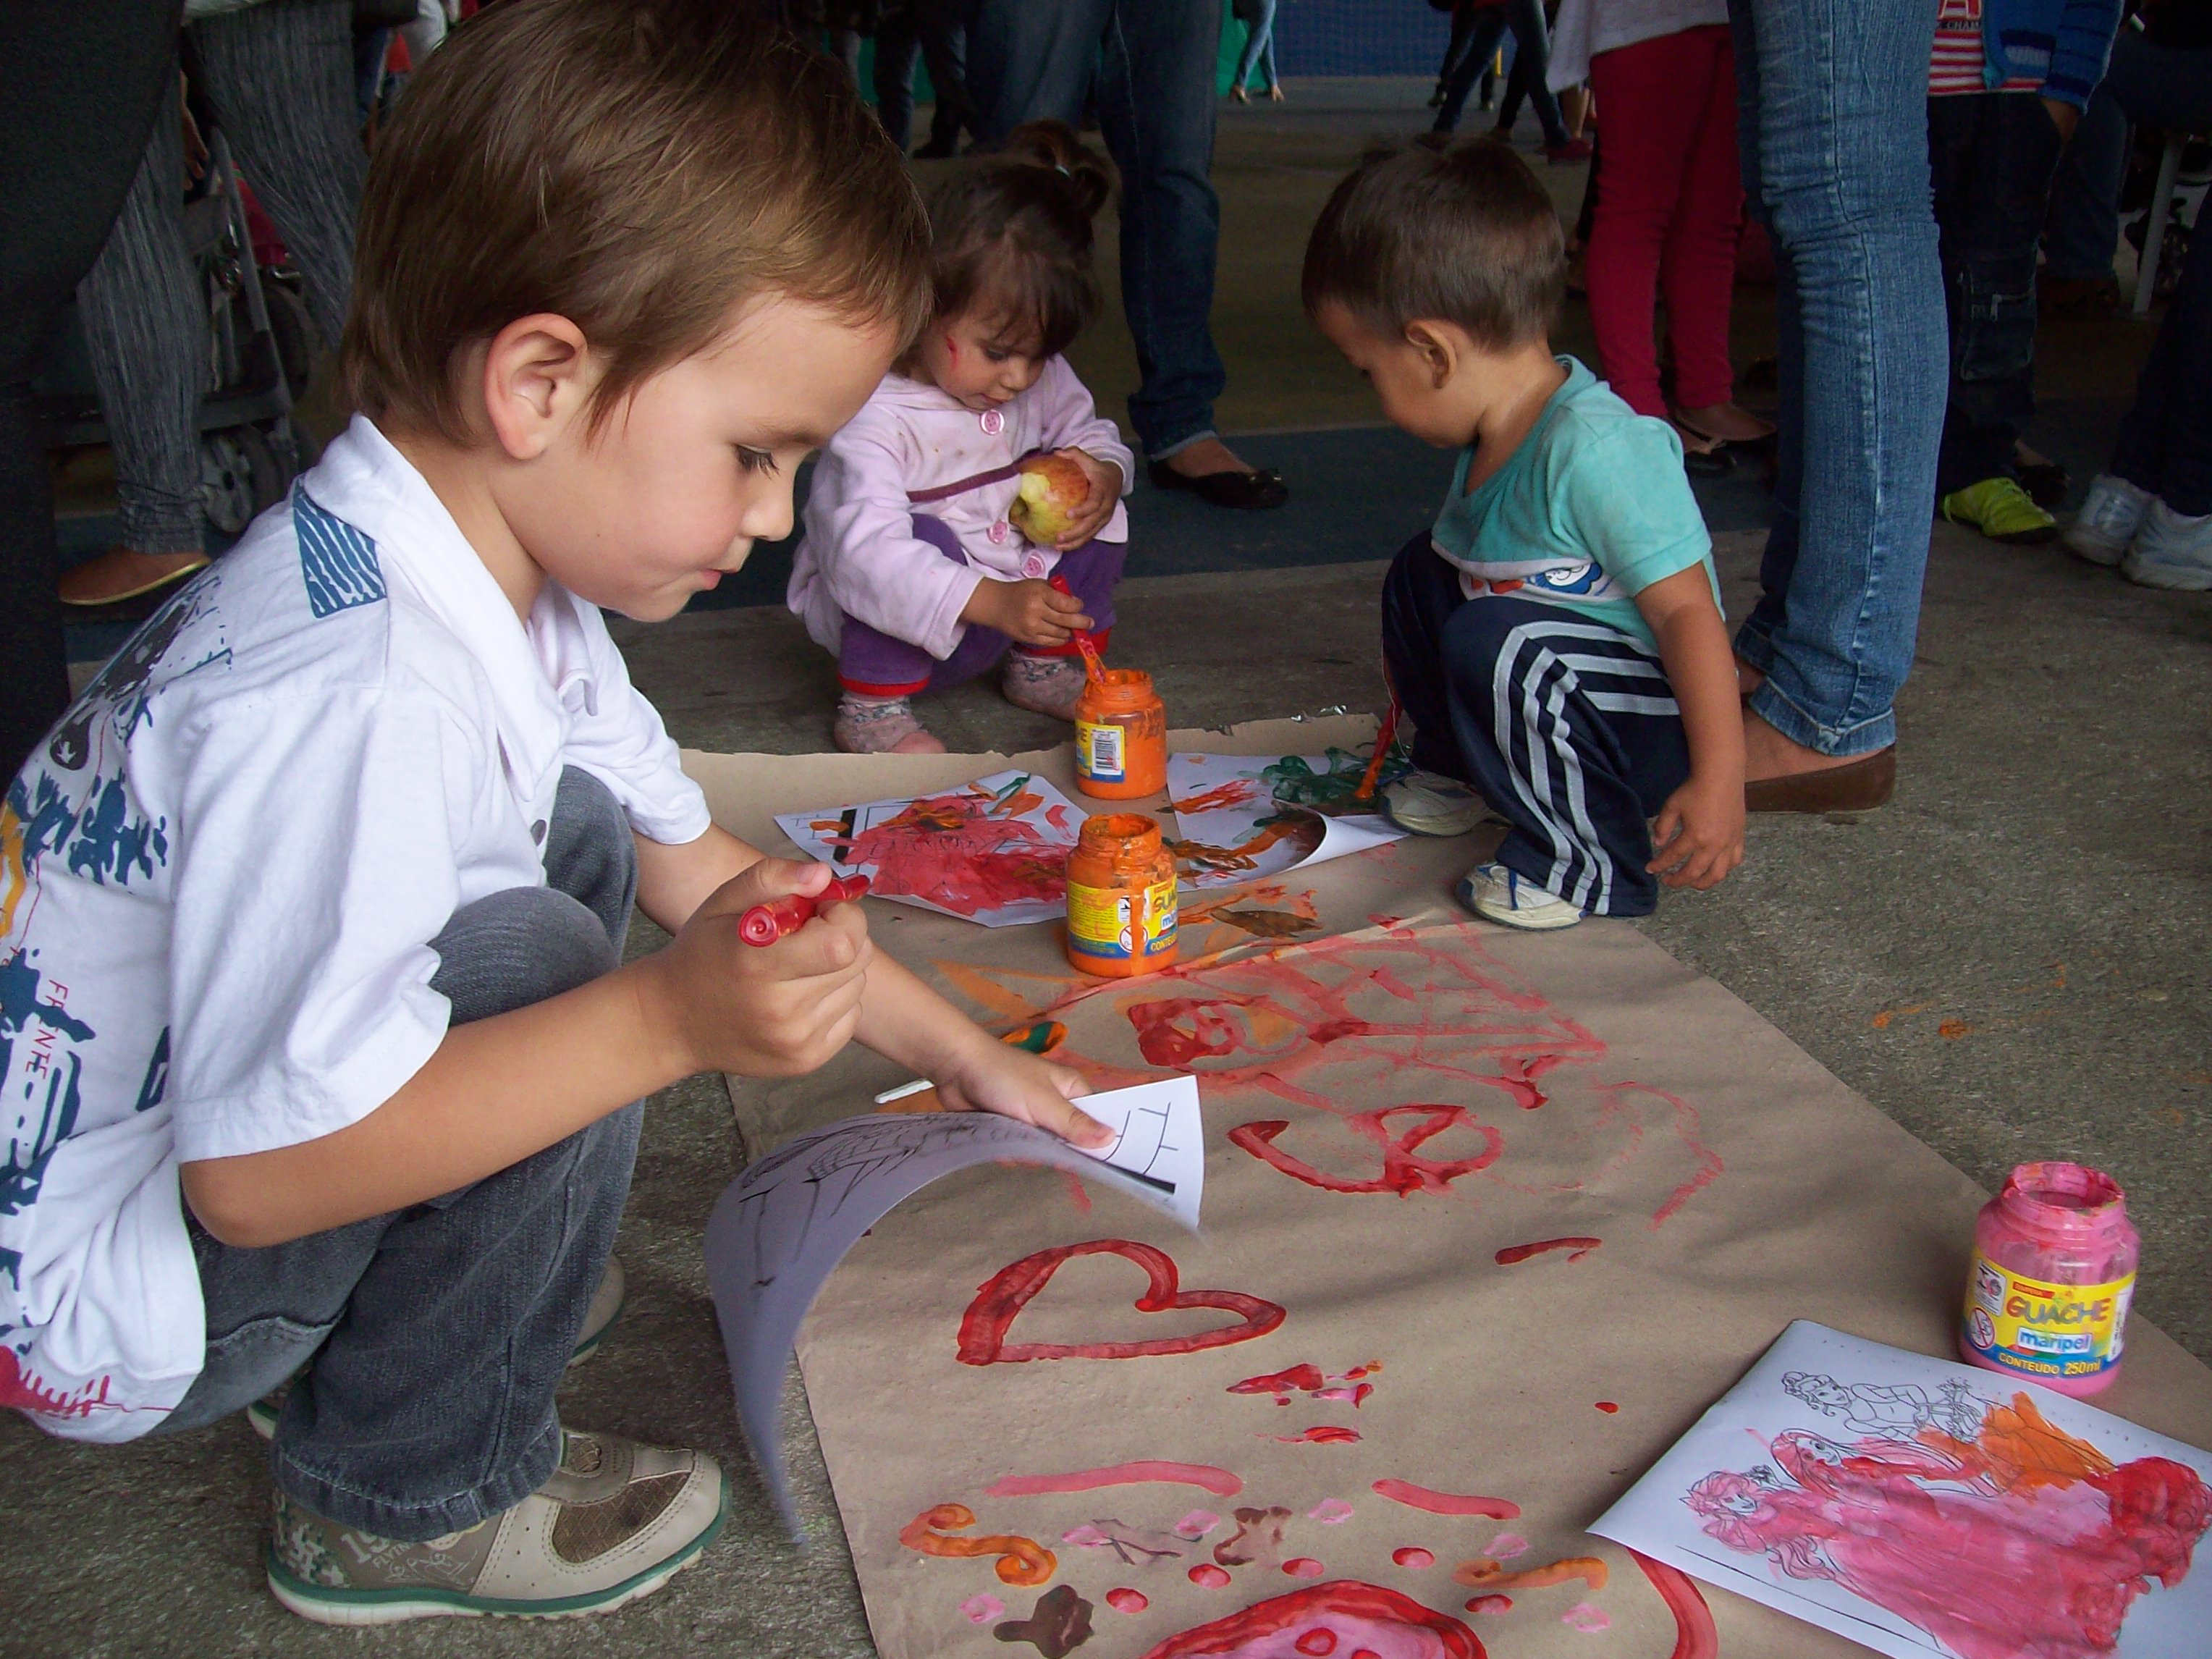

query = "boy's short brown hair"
[[1301, 136, 1564, 350], [342, 0, 931, 443]]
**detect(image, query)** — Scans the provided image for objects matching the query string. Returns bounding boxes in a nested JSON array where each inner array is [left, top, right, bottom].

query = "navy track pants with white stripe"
[[1381, 533, 1691, 918]]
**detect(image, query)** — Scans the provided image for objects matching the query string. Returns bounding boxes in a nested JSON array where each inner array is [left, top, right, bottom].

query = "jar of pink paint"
[[1960, 1162, 2139, 1396]]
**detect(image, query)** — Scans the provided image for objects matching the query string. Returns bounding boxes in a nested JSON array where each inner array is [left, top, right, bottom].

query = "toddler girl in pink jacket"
[[789, 122, 1134, 753]]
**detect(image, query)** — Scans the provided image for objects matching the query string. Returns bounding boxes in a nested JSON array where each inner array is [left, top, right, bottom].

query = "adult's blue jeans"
[[1728, 0, 1946, 758], [966, 0, 1225, 459], [1433, 0, 1569, 148], [874, 0, 971, 153], [1232, 0, 1277, 93], [2044, 33, 2212, 284], [157, 768, 644, 1542]]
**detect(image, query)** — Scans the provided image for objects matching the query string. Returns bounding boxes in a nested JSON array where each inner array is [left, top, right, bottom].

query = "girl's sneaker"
[[1456, 863, 1582, 931], [266, 1429, 725, 1625], [1380, 769, 1495, 837], [2063, 473, 2153, 566], [1001, 650, 1086, 719], [834, 693, 945, 754], [2121, 499, 2212, 591]]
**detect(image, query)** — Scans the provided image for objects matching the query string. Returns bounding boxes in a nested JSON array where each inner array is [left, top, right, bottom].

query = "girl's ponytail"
[[1001, 119, 1115, 221]]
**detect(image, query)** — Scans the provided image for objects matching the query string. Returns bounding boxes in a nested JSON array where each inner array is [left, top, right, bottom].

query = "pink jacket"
[[788, 357, 1134, 661]]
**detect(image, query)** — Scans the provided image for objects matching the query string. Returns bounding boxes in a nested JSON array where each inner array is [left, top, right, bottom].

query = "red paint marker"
[[1048, 574, 1107, 684], [1351, 698, 1399, 804], [739, 874, 869, 945]]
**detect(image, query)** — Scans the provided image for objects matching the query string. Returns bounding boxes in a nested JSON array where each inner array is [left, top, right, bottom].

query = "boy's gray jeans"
[[154, 767, 645, 1542]]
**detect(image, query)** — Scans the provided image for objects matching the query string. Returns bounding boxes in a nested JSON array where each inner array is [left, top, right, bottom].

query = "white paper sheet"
[[772, 768, 1083, 927], [1165, 751, 1401, 890], [1070, 1076, 1205, 1230], [1591, 1320, 2212, 1659]]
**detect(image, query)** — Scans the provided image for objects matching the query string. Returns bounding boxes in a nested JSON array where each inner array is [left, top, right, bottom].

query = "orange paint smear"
[[899, 1503, 1055, 1587], [1371, 1480, 1521, 1519], [1629, 1550, 1718, 1659], [987, 1461, 1243, 1498], [1494, 1236, 1601, 1266], [1453, 1555, 1608, 1594]]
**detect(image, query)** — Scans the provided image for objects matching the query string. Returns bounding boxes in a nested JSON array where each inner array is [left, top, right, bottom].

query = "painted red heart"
[[956, 1239, 1286, 1366], [1229, 1105, 1501, 1196]]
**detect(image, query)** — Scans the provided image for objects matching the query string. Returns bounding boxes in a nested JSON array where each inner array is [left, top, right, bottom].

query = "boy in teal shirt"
[[1304, 138, 1745, 927]]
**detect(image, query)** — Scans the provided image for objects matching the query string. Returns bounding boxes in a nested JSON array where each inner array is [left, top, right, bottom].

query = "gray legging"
[[75, 0, 364, 557]]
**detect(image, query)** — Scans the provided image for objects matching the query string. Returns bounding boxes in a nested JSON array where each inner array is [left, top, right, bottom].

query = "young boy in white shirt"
[[0, 0, 1105, 1625], [1303, 138, 1746, 927]]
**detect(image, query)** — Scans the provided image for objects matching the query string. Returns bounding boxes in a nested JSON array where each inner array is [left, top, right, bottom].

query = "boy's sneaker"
[[1381, 770, 1495, 837], [2063, 473, 2153, 566], [266, 1428, 725, 1625], [2122, 498, 2212, 591], [834, 692, 945, 755], [1940, 476, 2058, 545], [1000, 650, 1086, 719], [1456, 863, 1583, 931], [249, 1255, 628, 1440]]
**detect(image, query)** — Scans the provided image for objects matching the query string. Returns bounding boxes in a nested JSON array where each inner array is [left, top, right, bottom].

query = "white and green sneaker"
[[248, 1255, 627, 1441], [1381, 769, 1496, 837], [266, 1428, 725, 1625], [1457, 863, 1583, 931]]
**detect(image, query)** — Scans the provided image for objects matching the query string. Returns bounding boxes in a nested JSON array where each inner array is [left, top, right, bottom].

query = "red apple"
[[1008, 453, 1091, 545]]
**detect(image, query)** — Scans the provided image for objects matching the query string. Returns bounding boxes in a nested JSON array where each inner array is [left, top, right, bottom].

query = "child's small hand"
[[964, 575, 1092, 647], [934, 1038, 1112, 1149], [1647, 774, 1745, 890], [644, 858, 874, 1078], [1048, 449, 1123, 551]]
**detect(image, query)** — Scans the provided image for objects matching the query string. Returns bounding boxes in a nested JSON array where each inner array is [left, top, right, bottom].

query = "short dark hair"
[[342, 0, 930, 444], [916, 119, 1115, 361], [1301, 136, 1564, 349]]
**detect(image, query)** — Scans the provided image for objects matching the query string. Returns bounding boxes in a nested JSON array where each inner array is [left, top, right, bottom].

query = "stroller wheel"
[[200, 426, 284, 536]]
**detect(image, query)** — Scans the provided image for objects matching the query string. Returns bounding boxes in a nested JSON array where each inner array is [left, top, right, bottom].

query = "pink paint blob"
[[1307, 1498, 1356, 1524], [1391, 1547, 1435, 1570], [1283, 1557, 1326, 1578], [1175, 1510, 1222, 1540], [1370, 1479, 1521, 1519], [960, 1592, 1005, 1624], [987, 1461, 1243, 1499], [1267, 1426, 1362, 1445], [1061, 1524, 1110, 1547], [1595, 1401, 1619, 1414], [1105, 1588, 1149, 1615], [1466, 1595, 1513, 1615], [1486, 1533, 1530, 1560], [1189, 1563, 1232, 1589], [1563, 1602, 1612, 1633]]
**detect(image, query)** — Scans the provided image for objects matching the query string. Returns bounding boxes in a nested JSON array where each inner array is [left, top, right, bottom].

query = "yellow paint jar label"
[[1076, 719, 1125, 783], [1067, 877, 1176, 961], [1963, 1257, 2135, 1380]]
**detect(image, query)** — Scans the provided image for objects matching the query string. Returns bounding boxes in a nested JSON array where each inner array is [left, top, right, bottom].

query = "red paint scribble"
[[1172, 778, 1264, 815], [1628, 1551, 1717, 1659], [827, 777, 1068, 917], [1372, 1481, 1521, 1521], [1464, 1595, 1513, 1616], [899, 1503, 1055, 1586], [1284, 1558, 1327, 1578], [1228, 1364, 1325, 1396], [0, 1349, 122, 1419], [1045, 803, 1072, 832], [1595, 1401, 1618, 1414], [1597, 1081, 1723, 1227], [1187, 1564, 1232, 1589], [1136, 1582, 1487, 1659], [1316, 1383, 1374, 1408], [956, 1239, 1286, 1366], [1265, 1427, 1362, 1445], [1231, 1106, 1501, 1197], [1453, 1556, 1608, 1594], [1392, 1548, 1435, 1570], [1493, 1237, 1602, 1266], [1687, 1394, 2212, 1659], [987, 1461, 1244, 1499], [1107, 1588, 1150, 1614], [1058, 1170, 1093, 1215]]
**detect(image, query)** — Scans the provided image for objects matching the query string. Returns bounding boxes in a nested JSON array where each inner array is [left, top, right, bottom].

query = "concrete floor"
[[11, 77, 2211, 1659]]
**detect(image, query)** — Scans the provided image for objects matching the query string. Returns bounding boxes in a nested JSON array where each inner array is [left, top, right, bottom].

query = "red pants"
[[1585, 25, 1742, 418]]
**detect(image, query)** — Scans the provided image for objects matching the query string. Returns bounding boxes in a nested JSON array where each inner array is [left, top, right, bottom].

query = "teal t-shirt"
[[1431, 356, 1718, 653]]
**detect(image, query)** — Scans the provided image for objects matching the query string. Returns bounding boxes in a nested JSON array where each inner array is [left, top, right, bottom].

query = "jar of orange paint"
[[1064, 813, 1178, 977], [1073, 669, 1167, 798]]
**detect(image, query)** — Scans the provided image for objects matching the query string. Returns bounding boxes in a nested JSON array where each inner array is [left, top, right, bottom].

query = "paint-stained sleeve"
[[798, 421, 984, 662], [161, 686, 488, 1162], [1031, 355, 1134, 540]]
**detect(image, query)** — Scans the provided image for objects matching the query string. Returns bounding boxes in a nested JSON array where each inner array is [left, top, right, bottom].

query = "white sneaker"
[[2063, 473, 2153, 567], [1456, 863, 1582, 930], [2122, 498, 2212, 591], [1382, 770, 1495, 837]]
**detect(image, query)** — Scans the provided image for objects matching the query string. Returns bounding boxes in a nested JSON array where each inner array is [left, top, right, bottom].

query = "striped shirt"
[[1931, 0, 2048, 94]]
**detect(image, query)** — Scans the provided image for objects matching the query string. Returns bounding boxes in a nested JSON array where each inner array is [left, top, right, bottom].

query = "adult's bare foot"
[[1675, 402, 1775, 444]]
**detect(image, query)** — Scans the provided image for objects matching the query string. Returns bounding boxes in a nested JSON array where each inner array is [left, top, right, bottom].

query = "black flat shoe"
[[2016, 459, 2069, 510], [1147, 458, 1288, 510]]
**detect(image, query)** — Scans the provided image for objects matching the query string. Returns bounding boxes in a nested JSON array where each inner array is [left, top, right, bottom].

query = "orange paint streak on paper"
[[1371, 1480, 1521, 1519], [900, 1503, 1055, 1586], [989, 1462, 1244, 1499], [1453, 1555, 1608, 1593]]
